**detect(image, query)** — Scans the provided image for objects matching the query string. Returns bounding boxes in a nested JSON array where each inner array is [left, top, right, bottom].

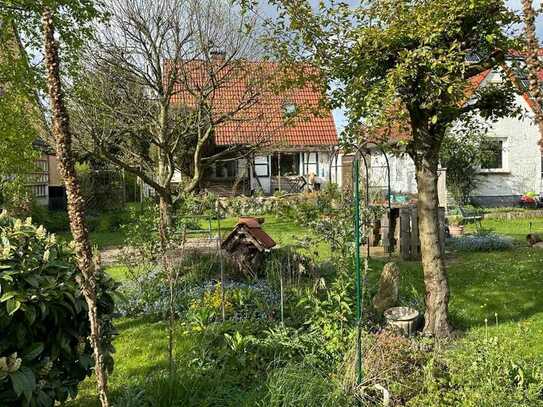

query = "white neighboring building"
[[373, 69, 542, 207]]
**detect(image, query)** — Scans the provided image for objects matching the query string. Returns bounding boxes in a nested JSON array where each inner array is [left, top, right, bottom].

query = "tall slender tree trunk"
[[521, 0, 543, 144], [42, 8, 110, 407], [158, 194, 173, 249], [414, 147, 453, 337], [157, 104, 174, 248]]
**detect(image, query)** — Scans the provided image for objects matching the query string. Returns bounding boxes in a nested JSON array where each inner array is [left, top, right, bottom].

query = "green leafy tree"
[[440, 127, 490, 206], [520, 0, 543, 140], [0, 90, 38, 211], [0, 19, 40, 210], [1, 1, 112, 405], [261, 0, 519, 336]]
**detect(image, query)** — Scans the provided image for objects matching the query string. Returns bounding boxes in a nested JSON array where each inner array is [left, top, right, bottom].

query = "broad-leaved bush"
[[0, 212, 117, 406]]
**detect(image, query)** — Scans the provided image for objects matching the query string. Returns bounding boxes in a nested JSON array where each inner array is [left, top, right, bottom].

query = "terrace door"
[[253, 155, 271, 194]]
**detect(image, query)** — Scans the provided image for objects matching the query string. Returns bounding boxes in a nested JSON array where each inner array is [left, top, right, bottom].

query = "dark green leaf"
[[6, 298, 21, 315], [23, 342, 44, 361], [9, 368, 35, 399]]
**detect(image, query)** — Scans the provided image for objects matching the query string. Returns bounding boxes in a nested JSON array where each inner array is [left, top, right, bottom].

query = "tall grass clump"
[[264, 363, 350, 406]]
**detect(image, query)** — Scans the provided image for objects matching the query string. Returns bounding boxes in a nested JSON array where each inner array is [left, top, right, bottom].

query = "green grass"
[[105, 265, 129, 282], [69, 215, 543, 405], [465, 216, 543, 241]]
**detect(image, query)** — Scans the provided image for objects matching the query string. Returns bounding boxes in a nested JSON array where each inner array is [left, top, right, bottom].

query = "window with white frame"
[[253, 156, 270, 177], [481, 139, 506, 171], [271, 153, 300, 176], [302, 152, 319, 175]]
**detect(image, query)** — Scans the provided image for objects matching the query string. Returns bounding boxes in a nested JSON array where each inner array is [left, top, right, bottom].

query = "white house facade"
[[378, 69, 542, 207]]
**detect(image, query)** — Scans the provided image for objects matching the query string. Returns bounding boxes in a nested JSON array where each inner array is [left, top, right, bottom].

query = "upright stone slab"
[[373, 262, 401, 314]]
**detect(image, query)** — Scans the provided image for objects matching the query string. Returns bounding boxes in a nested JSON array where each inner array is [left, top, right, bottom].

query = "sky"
[[256, 0, 543, 132]]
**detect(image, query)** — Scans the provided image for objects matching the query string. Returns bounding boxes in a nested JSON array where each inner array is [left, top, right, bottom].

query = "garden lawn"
[[68, 216, 543, 406]]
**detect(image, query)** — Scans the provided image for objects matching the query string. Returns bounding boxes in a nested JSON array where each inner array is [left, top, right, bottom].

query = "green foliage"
[[120, 203, 161, 261], [0, 178, 33, 219], [2, 1, 107, 84], [0, 26, 39, 188], [266, 0, 518, 133], [440, 128, 490, 205], [30, 204, 70, 233], [186, 281, 279, 326], [0, 212, 117, 406], [88, 209, 131, 233], [296, 265, 354, 359], [448, 214, 463, 226], [31, 206, 130, 235], [264, 363, 350, 406], [115, 267, 168, 318], [410, 335, 543, 406]]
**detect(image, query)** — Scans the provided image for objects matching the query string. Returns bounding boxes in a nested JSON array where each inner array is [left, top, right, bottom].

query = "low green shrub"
[[185, 281, 279, 325], [115, 266, 168, 318], [447, 233, 513, 252], [119, 204, 161, 260], [0, 212, 118, 406], [31, 204, 70, 232], [117, 271, 278, 322]]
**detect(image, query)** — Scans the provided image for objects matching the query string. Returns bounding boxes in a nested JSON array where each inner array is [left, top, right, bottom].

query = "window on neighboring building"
[[481, 139, 504, 170], [31, 184, 47, 198], [271, 153, 300, 176]]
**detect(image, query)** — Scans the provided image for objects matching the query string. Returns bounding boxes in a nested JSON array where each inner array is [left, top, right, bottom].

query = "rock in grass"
[[373, 262, 400, 315]]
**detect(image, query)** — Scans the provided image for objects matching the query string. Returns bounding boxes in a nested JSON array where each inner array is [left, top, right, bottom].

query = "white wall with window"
[[473, 92, 541, 200], [381, 88, 542, 206]]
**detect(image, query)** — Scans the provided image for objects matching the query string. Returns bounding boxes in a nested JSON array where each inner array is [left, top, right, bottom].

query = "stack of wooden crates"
[[379, 206, 446, 260]]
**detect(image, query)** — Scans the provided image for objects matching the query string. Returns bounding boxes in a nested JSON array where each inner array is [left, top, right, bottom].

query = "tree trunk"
[[158, 194, 173, 250], [521, 0, 543, 145], [184, 127, 213, 194], [42, 8, 110, 407], [414, 150, 453, 337]]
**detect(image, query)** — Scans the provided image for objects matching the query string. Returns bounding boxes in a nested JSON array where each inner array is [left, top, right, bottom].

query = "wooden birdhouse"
[[221, 217, 276, 277]]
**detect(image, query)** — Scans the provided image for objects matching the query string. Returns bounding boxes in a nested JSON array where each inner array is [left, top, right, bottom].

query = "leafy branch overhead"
[[260, 0, 522, 337]]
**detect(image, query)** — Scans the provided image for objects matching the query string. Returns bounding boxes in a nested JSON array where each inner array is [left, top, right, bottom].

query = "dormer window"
[[283, 101, 297, 118]]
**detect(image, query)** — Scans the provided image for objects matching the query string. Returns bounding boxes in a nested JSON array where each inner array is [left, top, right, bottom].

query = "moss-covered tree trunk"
[[41, 8, 110, 407], [411, 123, 453, 338]]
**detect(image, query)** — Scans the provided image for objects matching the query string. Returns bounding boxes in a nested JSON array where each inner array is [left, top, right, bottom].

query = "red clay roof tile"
[[168, 60, 338, 147]]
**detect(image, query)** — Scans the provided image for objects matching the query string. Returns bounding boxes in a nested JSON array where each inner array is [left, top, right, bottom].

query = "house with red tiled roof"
[[363, 61, 543, 207], [168, 57, 341, 195]]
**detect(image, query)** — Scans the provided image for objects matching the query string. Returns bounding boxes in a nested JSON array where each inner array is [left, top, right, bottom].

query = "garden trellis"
[[342, 142, 393, 397]]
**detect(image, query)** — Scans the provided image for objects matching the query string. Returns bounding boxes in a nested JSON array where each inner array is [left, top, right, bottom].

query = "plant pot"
[[449, 225, 464, 237], [384, 306, 420, 336]]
